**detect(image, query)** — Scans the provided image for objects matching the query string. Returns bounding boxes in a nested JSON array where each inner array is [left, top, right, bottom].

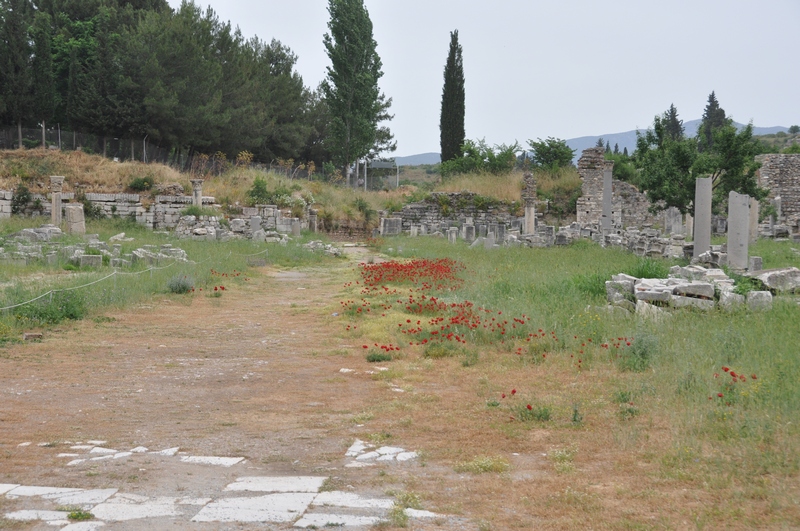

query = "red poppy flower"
[[511, 389, 516, 395], [717, 393, 724, 398], [526, 404, 532, 410]]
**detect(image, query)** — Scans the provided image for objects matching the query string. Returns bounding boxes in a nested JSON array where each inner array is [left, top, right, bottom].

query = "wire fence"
[[0, 126, 398, 185], [0, 262, 178, 312]]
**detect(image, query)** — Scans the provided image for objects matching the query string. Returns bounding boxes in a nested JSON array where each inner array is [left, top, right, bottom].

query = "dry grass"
[[0, 150, 183, 194], [435, 171, 523, 202]]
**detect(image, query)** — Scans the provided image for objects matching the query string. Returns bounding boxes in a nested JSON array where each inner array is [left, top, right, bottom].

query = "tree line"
[[0, 0, 395, 173]]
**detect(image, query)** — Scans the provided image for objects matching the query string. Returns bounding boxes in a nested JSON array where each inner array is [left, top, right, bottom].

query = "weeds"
[[454, 456, 510, 474], [616, 332, 658, 372], [167, 275, 194, 294]]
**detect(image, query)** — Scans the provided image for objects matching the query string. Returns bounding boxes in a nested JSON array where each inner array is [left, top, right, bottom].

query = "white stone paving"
[[224, 476, 326, 493], [191, 493, 317, 523], [6, 439, 441, 527], [294, 513, 382, 528], [180, 456, 244, 467]]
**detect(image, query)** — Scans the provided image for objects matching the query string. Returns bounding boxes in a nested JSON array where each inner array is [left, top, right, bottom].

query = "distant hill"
[[396, 152, 440, 166], [565, 120, 789, 161], [398, 121, 791, 167]]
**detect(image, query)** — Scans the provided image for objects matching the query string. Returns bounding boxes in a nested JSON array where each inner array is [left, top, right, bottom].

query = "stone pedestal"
[[190, 179, 204, 207], [291, 219, 301, 238], [50, 176, 65, 225], [447, 227, 458, 244], [727, 191, 750, 271], [693, 177, 712, 258], [524, 204, 536, 234], [65, 204, 86, 235]]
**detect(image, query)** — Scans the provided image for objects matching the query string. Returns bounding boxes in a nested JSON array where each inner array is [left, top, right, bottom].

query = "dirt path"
[[0, 251, 458, 530]]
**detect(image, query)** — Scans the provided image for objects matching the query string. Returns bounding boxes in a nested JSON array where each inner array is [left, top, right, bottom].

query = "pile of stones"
[[302, 240, 342, 257], [605, 264, 775, 316], [174, 215, 290, 244]]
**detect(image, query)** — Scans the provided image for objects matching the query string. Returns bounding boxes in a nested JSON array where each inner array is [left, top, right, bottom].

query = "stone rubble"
[[605, 264, 776, 314]]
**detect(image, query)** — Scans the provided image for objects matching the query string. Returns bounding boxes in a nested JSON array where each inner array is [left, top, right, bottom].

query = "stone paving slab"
[[294, 513, 382, 528], [224, 476, 326, 493], [191, 493, 317, 523]]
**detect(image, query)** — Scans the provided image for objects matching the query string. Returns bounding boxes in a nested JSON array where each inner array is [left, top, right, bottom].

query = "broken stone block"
[[229, 219, 246, 232], [746, 291, 773, 311], [748, 256, 763, 272], [79, 254, 102, 268], [606, 280, 634, 303], [673, 282, 715, 299], [635, 290, 671, 303], [670, 295, 715, 311], [23, 332, 43, 341], [611, 273, 638, 283], [746, 267, 800, 293], [719, 291, 745, 310], [635, 300, 669, 320]]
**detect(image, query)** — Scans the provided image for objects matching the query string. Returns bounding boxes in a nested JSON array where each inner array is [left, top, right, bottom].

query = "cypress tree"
[[663, 103, 684, 141], [440, 29, 464, 164], [698, 91, 727, 152]]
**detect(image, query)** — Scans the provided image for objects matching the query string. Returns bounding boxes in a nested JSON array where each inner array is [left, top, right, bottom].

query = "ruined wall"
[[575, 147, 659, 229], [756, 154, 800, 219], [397, 192, 522, 232]]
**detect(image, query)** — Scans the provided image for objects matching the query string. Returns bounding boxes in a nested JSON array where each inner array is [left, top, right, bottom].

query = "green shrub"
[[625, 257, 670, 279], [128, 176, 153, 192], [11, 184, 31, 214], [366, 350, 392, 362], [14, 292, 87, 325], [167, 275, 194, 294]]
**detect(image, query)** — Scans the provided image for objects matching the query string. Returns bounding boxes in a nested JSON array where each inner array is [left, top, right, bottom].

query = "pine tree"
[[0, 0, 33, 148], [31, 11, 55, 148], [440, 29, 465, 164], [623, 146, 628, 157], [595, 137, 605, 148], [663, 103, 684, 141], [322, 0, 393, 179], [605, 140, 611, 154], [698, 91, 727, 152], [613, 143, 619, 155]]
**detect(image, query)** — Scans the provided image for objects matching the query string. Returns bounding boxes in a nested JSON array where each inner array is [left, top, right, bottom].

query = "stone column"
[[693, 177, 712, 258], [601, 164, 613, 230], [685, 214, 693, 241], [50, 176, 65, 225], [522, 172, 537, 234], [727, 191, 750, 271], [748, 197, 759, 244], [190, 179, 204, 207]]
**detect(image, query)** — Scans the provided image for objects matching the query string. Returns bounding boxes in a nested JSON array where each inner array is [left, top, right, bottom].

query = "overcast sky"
[[166, 0, 799, 157]]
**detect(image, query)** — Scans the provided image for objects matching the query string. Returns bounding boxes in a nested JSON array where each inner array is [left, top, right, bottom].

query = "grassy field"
[[0, 217, 337, 338], [332, 236, 800, 528]]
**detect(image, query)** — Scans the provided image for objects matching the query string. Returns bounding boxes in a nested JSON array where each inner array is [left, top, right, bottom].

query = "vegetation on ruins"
[[439, 30, 465, 165], [527, 137, 575, 170], [635, 97, 768, 213]]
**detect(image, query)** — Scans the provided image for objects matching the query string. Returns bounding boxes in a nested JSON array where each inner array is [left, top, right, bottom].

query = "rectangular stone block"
[[693, 177, 712, 258], [727, 191, 750, 271], [673, 282, 715, 299], [635, 290, 671, 302], [670, 295, 715, 310], [80, 254, 102, 268], [380, 217, 402, 236]]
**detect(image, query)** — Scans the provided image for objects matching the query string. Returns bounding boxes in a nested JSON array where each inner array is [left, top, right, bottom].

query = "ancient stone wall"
[[397, 192, 523, 234], [575, 147, 659, 229], [756, 154, 800, 219]]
